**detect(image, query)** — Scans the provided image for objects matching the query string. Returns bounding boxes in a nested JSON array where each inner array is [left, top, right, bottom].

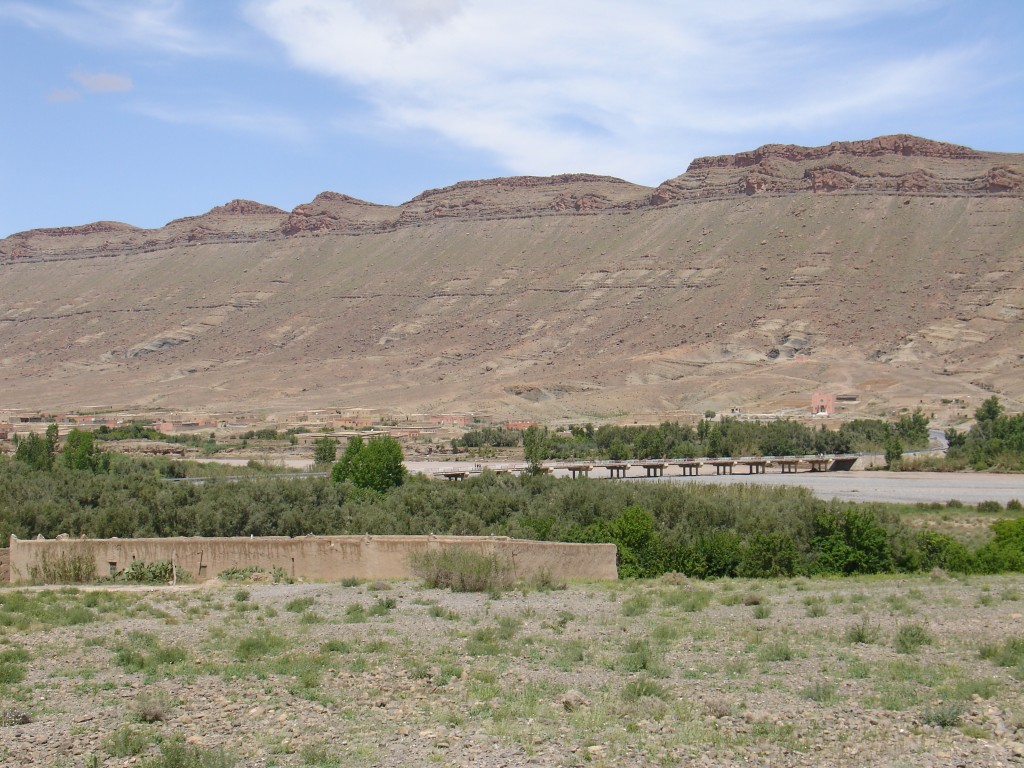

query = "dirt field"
[[4, 573, 1024, 767]]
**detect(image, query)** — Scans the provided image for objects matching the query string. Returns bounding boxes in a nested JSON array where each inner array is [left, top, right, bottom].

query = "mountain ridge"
[[1, 134, 1022, 421], [4, 134, 1021, 264]]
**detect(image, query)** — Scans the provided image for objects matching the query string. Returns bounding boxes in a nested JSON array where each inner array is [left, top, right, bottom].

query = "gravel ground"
[[3, 574, 1024, 767]]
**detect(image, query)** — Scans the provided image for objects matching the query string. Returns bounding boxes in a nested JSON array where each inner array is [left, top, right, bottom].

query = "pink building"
[[811, 392, 836, 416]]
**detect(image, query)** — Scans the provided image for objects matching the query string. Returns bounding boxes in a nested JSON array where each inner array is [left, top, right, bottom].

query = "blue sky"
[[1, 0, 1021, 237]]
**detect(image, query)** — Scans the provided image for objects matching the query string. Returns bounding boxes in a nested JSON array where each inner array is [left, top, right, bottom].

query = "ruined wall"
[[7, 535, 617, 584], [0, 547, 8, 583]]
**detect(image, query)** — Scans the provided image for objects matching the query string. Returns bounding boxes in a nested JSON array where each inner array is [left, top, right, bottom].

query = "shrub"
[[105, 726, 153, 757], [661, 588, 712, 612], [977, 500, 1004, 514], [622, 677, 670, 702], [408, 548, 513, 593], [757, 641, 793, 662], [894, 624, 933, 654], [619, 638, 667, 676], [285, 597, 315, 613], [845, 617, 882, 645], [804, 597, 827, 618], [133, 692, 169, 723], [678, 530, 742, 578], [915, 532, 976, 574], [799, 681, 838, 704], [218, 566, 265, 582], [0, 707, 31, 726], [0, 661, 26, 685], [117, 560, 178, 585], [921, 701, 964, 727], [622, 594, 651, 617], [367, 597, 396, 617], [28, 550, 96, 584], [738, 533, 800, 578], [235, 631, 286, 661], [139, 737, 236, 768], [812, 507, 894, 575], [427, 604, 459, 621], [978, 637, 1024, 667]]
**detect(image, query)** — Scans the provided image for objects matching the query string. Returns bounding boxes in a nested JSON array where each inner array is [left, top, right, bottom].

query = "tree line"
[[945, 397, 1024, 471], [458, 412, 931, 461], [1, 453, 1019, 579]]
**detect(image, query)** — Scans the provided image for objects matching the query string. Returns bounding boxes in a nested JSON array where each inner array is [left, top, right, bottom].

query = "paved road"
[[197, 458, 1024, 506], [657, 470, 1024, 505]]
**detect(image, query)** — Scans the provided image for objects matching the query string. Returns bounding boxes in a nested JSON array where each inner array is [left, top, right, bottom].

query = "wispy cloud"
[[71, 70, 134, 93], [0, 0, 227, 56], [245, 0, 992, 182], [46, 88, 81, 103], [133, 101, 309, 142]]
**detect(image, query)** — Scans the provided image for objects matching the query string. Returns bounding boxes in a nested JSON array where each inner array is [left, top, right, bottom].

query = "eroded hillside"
[[1, 135, 1022, 420]]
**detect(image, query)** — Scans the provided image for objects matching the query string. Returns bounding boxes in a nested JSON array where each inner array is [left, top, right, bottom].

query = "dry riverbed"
[[3, 573, 1024, 767]]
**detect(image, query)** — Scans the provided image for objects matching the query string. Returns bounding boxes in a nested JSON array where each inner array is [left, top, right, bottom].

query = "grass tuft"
[[409, 548, 512, 593], [894, 624, 933, 654]]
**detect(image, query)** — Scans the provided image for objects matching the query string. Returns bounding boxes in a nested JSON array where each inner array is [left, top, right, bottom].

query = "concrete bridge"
[[432, 455, 859, 480]]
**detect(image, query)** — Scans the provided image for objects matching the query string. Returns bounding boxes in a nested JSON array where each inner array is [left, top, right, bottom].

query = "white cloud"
[[71, 71, 134, 93], [0, 0, 226, 56], [245, 0, 984, 182]]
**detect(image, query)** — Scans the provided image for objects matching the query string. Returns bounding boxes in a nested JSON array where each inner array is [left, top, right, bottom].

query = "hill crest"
[[1, 135, 1022, 421]]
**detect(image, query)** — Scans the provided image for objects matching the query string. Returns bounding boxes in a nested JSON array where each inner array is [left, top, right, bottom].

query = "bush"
[[621, 594, 651, 616], [738, 532, 800, 578], [133, 692, 169, 723], [894, 623, 933, 654], [799, 681, 838, 703], [920, 701, 964, 727], [0, 707, 31, 726], [218, 566, 265, 582], [139, 737, 236, 768], [605, 505, 666, 579], [621, 677, 670, 701], [914, 532, 976, 573], [28, 550, 97, 584], [117, 560, 181, 584], [978, 637, 1024, 668], [105, 726, 153, 757], [845, 617, 882, 645], [812, 507, 893, 575], [408, 548, 512, 593], [285, 596, 315, 613]]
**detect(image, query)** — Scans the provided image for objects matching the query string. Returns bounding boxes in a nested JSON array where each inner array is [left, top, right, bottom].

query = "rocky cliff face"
[[1, 136, 1022, 418], [6, 135, 1018, 265], [650, 135, 1023, 204]]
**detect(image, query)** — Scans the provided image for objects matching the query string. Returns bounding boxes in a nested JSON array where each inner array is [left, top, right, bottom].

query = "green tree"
[[522, 426, 545, 475], [331, 436, 364, 483], [347, 436, 406, 493], [312, 436, 339, 466], [976, 396, 1004, 425], [63, 428, 108, 472], [14, 427, 56, 471], [884, 436, 903, 468]]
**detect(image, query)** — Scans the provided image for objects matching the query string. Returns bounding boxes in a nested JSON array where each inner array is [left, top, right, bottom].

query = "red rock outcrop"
[[208, 200, 287, 216], [650, 134, 1021, 205], [2, 135, 1021, 263]]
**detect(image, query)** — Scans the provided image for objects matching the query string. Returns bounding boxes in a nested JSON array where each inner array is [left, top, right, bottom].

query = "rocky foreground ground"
[[3, 572, 1024, 767]]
